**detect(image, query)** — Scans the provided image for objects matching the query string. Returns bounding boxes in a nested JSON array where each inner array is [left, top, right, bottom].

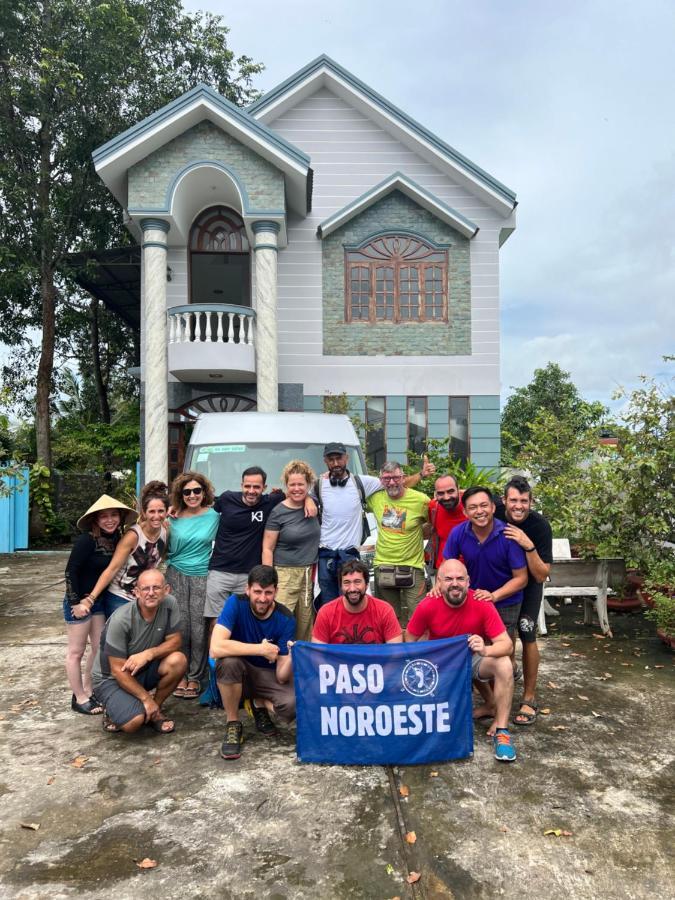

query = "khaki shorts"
[[204, 570, 248, 619]]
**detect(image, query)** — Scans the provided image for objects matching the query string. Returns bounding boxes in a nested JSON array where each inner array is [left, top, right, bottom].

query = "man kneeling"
[[210, 564, 295, 760], [92, 570, 186, 734], [405, 559, 517, 762]]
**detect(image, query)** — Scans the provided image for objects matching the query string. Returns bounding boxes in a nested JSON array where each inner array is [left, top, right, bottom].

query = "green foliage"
[[501, 362, 607, 464], [29, 463, 68, 538], [644, 556, 675, 635], [52, 399, 140, 471], [322, 392, 367, 439], [405, 437, 502, 498]]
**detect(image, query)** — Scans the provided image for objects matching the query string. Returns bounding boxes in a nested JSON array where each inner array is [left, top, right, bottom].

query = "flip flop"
[[102, 713, 121, 733], [513, 701, 539, 726], [182, 683, 200, 699], [173, 682, 188, 698], [147, 715, 175, 734]]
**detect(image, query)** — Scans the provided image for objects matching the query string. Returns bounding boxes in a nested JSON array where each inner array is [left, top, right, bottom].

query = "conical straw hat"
[[77, 494, 138, 531]]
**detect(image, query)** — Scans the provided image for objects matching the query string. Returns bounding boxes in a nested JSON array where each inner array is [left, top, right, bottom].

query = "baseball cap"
[[323, 442, 347, 456]]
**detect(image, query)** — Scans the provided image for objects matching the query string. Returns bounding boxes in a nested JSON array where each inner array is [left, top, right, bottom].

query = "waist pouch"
[[377, 564, 415, 589]]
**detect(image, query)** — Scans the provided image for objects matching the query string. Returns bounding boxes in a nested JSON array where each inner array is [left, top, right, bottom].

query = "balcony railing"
[[168, 304, 255, 346]]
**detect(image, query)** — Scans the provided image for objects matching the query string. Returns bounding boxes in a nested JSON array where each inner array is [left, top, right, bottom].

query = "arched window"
[[345, 234, 448, 324], [189, 206, 250, 306]]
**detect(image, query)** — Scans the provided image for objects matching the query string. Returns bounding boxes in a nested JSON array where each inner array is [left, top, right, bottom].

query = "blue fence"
[[0, 468, 30, 553]]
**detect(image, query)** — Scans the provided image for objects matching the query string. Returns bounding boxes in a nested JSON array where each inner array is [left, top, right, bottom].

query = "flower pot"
[[656, 628, 675, 651]]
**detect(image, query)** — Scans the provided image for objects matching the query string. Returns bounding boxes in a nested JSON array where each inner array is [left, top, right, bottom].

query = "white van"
[[184, 412, 368, 493]]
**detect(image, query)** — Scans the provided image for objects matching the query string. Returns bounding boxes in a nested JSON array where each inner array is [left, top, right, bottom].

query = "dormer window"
[[345, 234, 448, 324]]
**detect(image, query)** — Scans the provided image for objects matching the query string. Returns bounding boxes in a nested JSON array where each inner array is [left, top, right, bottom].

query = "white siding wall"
[[269, 87, 503, 396]]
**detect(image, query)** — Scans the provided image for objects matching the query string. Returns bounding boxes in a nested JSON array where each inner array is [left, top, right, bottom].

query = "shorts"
[[205, 570, 248, 619], [216, 657, 296, 723], [93, 659, 161, 726], [471, 653, 494, 683], [518, 584, 543, 644], [62, 591, 128, 623], [495, 601, 521, 639]]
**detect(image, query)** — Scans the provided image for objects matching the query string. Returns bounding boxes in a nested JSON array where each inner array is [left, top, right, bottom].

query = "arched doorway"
[[168, 393, 257, 481], [189, 206, 250, 307]]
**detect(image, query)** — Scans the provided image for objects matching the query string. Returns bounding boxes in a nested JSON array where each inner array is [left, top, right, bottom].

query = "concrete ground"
[[0, 553, 672, 900]]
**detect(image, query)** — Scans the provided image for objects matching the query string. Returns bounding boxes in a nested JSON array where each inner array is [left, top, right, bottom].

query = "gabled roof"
[[317, 172, 479, 240], [249, 55, 516, 217], [93, 84, 312, 215]]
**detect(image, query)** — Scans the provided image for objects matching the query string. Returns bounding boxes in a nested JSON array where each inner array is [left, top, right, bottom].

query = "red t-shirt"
[[313, 595, 402, 644], [429, 497, 468, 568], [406, 590, 506, 642]]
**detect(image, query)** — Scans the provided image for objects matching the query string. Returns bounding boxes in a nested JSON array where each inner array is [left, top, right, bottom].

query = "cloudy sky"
[[186, 0, 674, 407]]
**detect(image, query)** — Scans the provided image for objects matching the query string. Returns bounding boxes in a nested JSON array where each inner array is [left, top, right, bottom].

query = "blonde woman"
[[166, 471, 219, 698], [262, 460, 320, 641]]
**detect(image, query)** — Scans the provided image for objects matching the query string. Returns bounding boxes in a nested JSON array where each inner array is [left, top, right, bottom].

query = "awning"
[[61, 246, 140, 329]]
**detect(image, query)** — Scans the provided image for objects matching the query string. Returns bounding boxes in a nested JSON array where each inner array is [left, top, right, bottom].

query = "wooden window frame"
[[345, 234, 449, 324]]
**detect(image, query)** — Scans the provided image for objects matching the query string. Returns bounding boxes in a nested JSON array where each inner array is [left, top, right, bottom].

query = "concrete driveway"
[[0, 553, 672, 899]]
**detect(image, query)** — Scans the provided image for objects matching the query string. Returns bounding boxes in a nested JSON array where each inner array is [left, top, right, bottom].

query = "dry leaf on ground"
[[577, 695, 589, 701], [135, 858, 158, 869], [20, 822, 40, 831], [591, 711, 603, 718], [70, 756, 89, 768], [552, 725, 567, 731], [429, 771, 439, 777], [405, 831, 417, 844], [398, 785, 409, 797], [544, 828, 573, 837], [540, 708, 551, 715], [499, 825, 509, 832], [47, 777, 54, 785], [406, 871, 421, 884], [592, 634, 606, 639], [547, 682, 560, 689]]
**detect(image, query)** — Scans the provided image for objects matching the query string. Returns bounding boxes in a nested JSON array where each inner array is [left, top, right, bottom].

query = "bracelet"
[[525, 546, 536, 553]]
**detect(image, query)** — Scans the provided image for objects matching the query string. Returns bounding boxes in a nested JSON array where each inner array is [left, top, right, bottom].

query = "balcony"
[[168, 304, 256, 383]]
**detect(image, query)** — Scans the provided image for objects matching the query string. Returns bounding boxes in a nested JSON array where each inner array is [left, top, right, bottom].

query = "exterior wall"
[[270, 86, 504, 398], [127, 121, 285, 213], [303, 393, 501, 470], [322, 192, 470, 356]]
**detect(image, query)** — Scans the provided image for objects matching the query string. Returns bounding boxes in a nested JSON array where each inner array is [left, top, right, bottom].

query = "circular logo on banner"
[[401, 659, 439, 697]]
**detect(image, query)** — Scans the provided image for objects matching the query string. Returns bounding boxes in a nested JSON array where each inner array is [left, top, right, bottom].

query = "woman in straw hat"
[[65, 494, 137, 715], [83, 481, 170, 611]]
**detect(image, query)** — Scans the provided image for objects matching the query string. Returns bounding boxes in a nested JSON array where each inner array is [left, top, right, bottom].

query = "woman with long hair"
[[83, 481, 170, 609], [262, 459, 320, 642], [166, 471, 219, 699], [64, 494, 137, 714]]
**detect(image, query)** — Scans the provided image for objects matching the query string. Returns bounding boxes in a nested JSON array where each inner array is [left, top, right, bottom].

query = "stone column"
[[140, 218, 170, 484], [253, 221, 280, 412]]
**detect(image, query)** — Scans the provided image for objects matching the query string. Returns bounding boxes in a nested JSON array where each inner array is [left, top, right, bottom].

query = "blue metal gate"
[[0, 468, 30, 552]]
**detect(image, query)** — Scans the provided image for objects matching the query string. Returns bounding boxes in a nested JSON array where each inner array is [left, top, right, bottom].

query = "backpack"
[[316, 474, 371, 545]]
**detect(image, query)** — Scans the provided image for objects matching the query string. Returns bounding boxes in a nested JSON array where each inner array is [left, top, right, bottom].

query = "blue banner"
[[293, 637, 473, 765]]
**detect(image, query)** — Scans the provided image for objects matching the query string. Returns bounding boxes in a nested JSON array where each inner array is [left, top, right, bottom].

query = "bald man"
[[405, 559, 517, 763]]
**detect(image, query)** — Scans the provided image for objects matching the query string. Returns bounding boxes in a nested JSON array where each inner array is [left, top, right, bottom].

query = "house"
[[92, 55, 517, 482]]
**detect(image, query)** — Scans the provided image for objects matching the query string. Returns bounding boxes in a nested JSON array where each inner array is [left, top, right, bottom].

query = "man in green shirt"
[[368, 460, 430, 622]]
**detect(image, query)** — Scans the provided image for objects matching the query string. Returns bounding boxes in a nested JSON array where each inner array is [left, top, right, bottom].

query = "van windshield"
[[186, 442, 366, 493]]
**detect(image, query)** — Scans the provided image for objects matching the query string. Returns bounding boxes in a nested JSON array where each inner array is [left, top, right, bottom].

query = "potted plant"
[[644, 557, 675, 649]]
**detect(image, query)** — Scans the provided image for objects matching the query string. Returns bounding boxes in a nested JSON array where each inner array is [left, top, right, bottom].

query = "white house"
[[91, 55, 517, 482]]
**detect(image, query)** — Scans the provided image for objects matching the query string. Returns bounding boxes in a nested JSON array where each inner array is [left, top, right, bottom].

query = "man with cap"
[[92, 568, 186, 735], [314, 444, 434, 607]]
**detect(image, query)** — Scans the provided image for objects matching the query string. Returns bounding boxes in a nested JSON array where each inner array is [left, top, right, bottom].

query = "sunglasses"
[[182, 486, 203, 497]]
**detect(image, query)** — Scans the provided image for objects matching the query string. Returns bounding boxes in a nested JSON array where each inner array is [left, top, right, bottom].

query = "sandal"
[[147, 715, 175, 734], [102, 713, 121, 733], [71, 694, 103, 716], [173, 681, 188, 698], [182, 682, 200, 699], [513, 701, 539, 726]]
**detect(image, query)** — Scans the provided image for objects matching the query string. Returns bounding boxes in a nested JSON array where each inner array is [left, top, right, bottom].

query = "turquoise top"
[[167, 508, 219, 576]]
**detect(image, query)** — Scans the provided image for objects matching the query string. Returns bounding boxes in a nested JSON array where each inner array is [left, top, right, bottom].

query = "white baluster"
[[168, 314, 175, 344], [181, 312, 190, 343], [247, 315, 254, 346], [227, 312, 234, 343], [205, 310, 212, 342], [216, 311, 224, 343]]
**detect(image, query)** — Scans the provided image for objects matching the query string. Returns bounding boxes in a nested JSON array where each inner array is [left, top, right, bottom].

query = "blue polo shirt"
[[216, 593, 295, 668], [443, 519, 527, 608]]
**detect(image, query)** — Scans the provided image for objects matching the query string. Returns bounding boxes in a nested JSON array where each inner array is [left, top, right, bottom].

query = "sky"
[[185, 0, 674, 409]]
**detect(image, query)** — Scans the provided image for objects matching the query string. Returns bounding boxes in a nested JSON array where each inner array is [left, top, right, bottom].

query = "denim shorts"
[[62, 591, 128, 623]]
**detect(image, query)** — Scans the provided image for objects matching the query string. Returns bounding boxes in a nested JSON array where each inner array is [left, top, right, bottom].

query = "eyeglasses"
[[381, 475, 403, 482], [137, 585, 164, 594], [182, 486, 203, 497]]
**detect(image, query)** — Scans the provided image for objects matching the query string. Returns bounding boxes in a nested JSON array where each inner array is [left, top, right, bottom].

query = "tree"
[[501, 362, 607, 464], [0, 0, 262, 464]]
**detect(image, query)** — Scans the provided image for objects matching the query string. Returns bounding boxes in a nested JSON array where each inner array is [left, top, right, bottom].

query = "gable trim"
[[249, 55, 516, 215], [316, 172, 479, 240]]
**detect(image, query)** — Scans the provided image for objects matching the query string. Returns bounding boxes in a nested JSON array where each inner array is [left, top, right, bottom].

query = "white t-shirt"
[[316, 474, 383, 550]]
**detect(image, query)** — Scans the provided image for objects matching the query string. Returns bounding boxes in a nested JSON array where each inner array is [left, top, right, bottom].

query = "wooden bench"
[[543, 557, 626, 637]]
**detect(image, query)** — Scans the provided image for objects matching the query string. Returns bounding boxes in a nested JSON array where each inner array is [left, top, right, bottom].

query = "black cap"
[[323, 442, 347, 456]]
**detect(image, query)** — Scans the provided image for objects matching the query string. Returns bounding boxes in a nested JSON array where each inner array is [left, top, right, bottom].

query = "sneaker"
[[252, 703, 278, 737], [220, 721, 244, 759], [493, 729, 517, 762]]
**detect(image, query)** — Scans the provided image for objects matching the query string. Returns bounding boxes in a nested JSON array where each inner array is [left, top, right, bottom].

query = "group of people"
[[63, 441, 552, 764]]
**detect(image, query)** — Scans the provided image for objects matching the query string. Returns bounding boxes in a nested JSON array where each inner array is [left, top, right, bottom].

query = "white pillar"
[[253, 221, 280, 412], [140, 218, 170, 484]]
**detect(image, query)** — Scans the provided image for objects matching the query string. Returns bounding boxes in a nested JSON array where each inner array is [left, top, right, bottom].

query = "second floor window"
[[346, 234, 448, 324]]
